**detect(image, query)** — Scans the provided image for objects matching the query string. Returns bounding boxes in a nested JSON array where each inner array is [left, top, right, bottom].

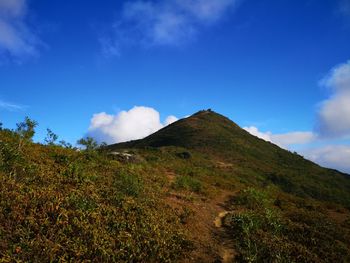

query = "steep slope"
[[110, 110, 350, 206]]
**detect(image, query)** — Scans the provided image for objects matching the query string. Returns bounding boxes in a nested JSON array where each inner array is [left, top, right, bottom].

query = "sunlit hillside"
[[1, 111, 349, 262]]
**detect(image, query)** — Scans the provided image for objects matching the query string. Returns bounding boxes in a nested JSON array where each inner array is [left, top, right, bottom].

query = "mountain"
[[109, 109, 350, 206], [1, 111, 350, 262]]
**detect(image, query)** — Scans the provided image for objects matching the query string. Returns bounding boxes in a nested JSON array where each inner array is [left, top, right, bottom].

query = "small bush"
[[77, 137, 99, 151], [68, 193, 97, 211], [235, 188, 271, 209], [62, 161, 85, 183], [225, 210, 294, 262], [173, 175, 202, 193], [0, 139, 23, 175], [226, 188, 350, 262], [114, 170, 144, 198]]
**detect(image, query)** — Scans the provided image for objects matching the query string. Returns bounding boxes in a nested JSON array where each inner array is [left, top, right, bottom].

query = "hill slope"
[[110, 110, 350, 206], [1, 113, 350, 262]]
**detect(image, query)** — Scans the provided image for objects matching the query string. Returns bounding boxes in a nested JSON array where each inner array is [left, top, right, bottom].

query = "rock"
[[108, 152, 142, 163]]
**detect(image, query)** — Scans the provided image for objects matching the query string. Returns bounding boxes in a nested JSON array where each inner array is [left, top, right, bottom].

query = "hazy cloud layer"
[[0, 0, 40, 61], [243, 126, 316, 149], [102, 0, 238, 56], [317, 61, 350, 138], [339, 0, 350, 16], [88, 106, 178, 144], [301, 145, 350, 174]]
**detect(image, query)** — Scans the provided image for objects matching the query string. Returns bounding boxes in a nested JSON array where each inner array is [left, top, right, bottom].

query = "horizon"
[[1, 0, 350, 173]]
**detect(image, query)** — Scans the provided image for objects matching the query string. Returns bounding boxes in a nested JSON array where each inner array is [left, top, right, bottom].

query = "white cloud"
[[244, 60, 350, 174], [301, 145, 350, 174], [317, 61, 350, 138], [88, 106, 178, 144], [0, 0, 41, 60], [102, 0, 238, 56], [164, 115, 178, 125], [243, 126, 350, 173], [243, 126, 315, 149], [0, 99, 25, 111], [271, 132, 316, 147], [320, 60, 350, 92], [243, 126, 273, 142]]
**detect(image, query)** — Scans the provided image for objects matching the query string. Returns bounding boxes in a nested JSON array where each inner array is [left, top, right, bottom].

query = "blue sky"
[[1, 0, 350, 172]]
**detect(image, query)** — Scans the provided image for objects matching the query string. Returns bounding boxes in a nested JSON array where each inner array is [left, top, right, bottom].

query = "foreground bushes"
[[0, 176, 191, 261], [0, 125, 192, 262], [224, 188, 350, 262]]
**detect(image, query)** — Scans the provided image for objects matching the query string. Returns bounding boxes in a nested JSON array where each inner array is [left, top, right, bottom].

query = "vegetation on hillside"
[[0, 119, 191, 262], [1, 112, 350, 262], [224, 188, 350, 262]]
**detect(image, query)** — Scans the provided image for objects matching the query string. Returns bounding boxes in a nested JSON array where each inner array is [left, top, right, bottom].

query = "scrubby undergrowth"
[[0, 122, 192, 262], [224, 188, 350, 262]]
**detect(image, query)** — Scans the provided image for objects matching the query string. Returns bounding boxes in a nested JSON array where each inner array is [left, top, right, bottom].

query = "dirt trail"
[[166, 189, 238, 262], [214, 211, 229, 228], [214, 210, 236, 263]]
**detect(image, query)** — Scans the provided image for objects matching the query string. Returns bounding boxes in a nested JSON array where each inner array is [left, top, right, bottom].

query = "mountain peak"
[[109, 108, 242, 151], [109, 110, 350, 205]]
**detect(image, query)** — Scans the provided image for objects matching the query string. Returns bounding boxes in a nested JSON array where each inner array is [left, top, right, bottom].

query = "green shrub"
[[225, 211, 294, 262], [44, 128, 58, 145], [0, 133, 37, 180], [173, 175, 202, 193], [0, 139, 23, 176], [52, 152, 70, 165], [77, 137, 99, 151], [235, 188, 271, 209], [114, 170, 144, 198], [62, 161, 85, 182], [68, 193, 97, 211], [226, 188, 350, 262]]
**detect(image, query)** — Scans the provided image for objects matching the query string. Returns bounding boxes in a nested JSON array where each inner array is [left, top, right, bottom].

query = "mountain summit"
[[110, 109, 350, 206]]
